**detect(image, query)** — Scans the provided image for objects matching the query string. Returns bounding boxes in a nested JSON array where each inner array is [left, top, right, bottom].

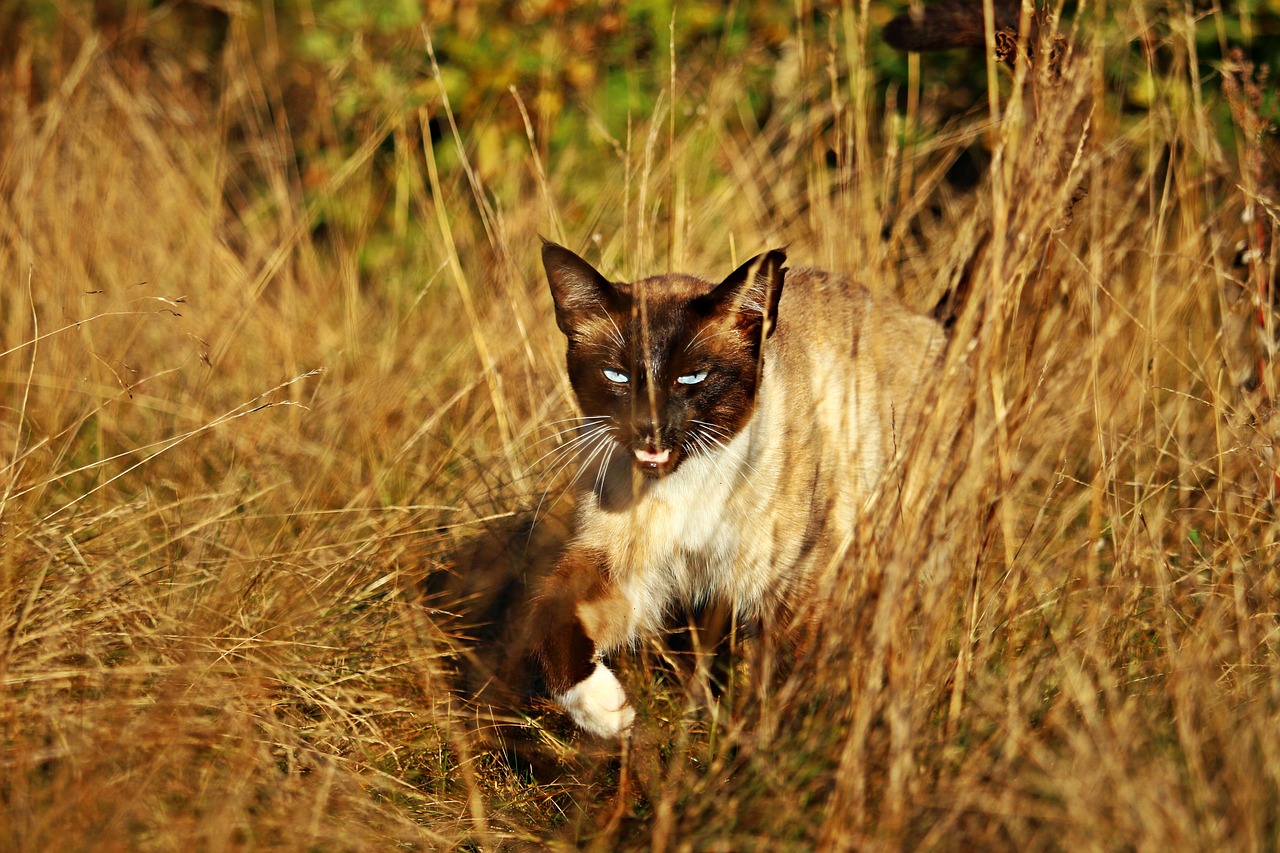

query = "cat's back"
[[717, 265, 948, 596], [772, 266, 945, 384], [763, 265, 947, 512]]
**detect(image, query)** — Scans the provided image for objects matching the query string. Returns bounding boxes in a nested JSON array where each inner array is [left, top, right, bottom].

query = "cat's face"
[[543, 241, 787, 478]]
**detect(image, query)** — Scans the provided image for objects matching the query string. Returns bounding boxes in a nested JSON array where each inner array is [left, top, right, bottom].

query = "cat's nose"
[[633, 419, 657, 444], [634, 423, 666, 450]]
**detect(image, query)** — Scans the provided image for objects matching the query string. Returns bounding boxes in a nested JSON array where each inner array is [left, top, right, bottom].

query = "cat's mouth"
[[633, 446, 674, 476]]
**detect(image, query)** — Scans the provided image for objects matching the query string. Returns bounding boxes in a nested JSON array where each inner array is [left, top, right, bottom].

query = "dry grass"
[[2, 5, 1279, 850]]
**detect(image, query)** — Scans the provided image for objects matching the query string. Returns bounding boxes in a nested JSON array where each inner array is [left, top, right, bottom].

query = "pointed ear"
[[541, 239, 614, 337], [700, 249, 788, 338]]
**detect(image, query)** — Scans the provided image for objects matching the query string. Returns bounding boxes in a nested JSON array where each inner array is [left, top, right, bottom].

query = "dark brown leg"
[[528, 546, 636, 737]]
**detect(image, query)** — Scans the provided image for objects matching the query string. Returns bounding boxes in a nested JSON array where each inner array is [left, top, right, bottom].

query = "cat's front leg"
[[529, 546, 636, 737]]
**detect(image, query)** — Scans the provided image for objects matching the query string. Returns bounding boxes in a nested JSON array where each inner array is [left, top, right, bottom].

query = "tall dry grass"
[[2, 4, 1278, 850]]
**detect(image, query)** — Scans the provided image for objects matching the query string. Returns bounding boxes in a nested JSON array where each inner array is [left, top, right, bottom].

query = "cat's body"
[[531, 243, 947, 737]]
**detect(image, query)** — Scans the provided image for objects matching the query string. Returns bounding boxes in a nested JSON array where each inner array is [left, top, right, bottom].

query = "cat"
[[884, 0, 1023, 54], [883, 0, 1060, 68], [527, 240, 950, 737]]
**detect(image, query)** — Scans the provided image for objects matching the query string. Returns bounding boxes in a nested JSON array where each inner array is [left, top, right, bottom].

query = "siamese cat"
[[530, 241, 947, 737]]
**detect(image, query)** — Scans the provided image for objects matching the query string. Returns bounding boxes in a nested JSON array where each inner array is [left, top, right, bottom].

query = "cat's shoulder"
[[777, 266, 920, 324], [776, 266, 945, 364], [778, 266, 870, 315]]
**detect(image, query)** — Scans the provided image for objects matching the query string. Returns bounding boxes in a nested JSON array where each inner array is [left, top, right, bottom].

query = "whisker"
[[526, 424, 610, 472], [684, 321, 721, 353], [529, 425, 616, 527], [591, 296, 626, 350], [690, 418, 735, 439], [693, 424, 762, 480], [527, 430, 617, 530], [699, 427, 745, 456], [590, 436, 614, 499], [533, 418, 611, 447], [565, 428, 616, 502], [516, 413, 603, 444], [690, 420, 742, 450], [542, 415, 610, 429], [689, 432, 734, 485], [557, 427, 615, 489]]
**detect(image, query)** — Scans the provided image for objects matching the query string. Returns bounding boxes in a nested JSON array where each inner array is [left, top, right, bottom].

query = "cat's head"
[[542, 240, 787, 478]]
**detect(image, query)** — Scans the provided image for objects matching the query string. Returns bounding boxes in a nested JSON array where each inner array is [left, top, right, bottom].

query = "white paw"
[[555, 662, 635, 738]]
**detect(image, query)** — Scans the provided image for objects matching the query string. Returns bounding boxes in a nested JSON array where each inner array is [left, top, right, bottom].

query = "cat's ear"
[[542, 239, 615, 337], [702, 249, 788, 338]]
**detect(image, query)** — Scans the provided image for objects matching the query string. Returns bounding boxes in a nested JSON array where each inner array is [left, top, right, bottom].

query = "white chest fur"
[[573, 418, 767, 637]]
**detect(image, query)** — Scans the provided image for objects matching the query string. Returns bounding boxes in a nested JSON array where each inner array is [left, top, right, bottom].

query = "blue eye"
[[603, 368, 630, 384], [677, 370, 708, 385]]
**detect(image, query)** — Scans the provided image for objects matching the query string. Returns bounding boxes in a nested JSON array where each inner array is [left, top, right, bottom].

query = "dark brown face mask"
[[542, 240, 787, 478]]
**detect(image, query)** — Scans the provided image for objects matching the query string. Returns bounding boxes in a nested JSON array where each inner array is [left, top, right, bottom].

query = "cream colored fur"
[[558, 269, 947, 736]]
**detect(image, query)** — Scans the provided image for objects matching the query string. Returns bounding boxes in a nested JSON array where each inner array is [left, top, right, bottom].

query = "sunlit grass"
[[2, 4, 1278, 850]]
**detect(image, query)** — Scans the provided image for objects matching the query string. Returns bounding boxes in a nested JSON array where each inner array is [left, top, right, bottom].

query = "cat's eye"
[[677, 370, 708, 386], [602, 368, 630, 384]]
